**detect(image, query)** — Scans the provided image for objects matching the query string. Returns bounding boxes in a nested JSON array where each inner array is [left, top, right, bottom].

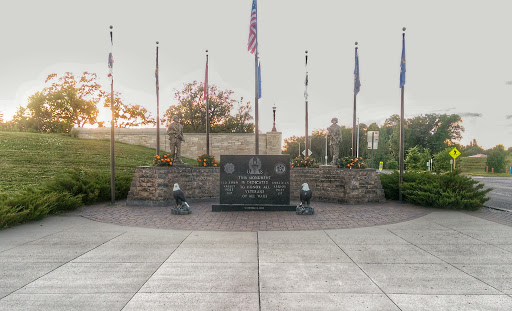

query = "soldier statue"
[[327, 117, 342, 165], [167, 115, 185, 164]]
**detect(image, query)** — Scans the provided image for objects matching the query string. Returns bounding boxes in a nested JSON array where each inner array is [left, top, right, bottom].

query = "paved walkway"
[[1, 202, 512, 310], [79, 200, 433, 231]]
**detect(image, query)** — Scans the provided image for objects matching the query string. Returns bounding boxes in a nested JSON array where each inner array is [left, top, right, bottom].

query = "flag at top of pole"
[[108, 28, 114, 81], [400, 33, 406, 88], [248, 0, 257, 54], [354, 46, 361, 95], [304, 52, 308, 99], [155, 42, 159, 95], [204, 54, 208, 100]]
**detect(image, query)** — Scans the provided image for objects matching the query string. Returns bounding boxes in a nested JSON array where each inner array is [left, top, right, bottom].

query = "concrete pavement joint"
[[1, 231, 127, 301], [120, 231, 193, 310], [325, 230, 404, 311]]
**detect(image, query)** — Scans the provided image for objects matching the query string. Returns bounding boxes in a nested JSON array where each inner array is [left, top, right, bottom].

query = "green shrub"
[[379, 172, 400, 200], [379, 171, 491, 210], [405, 146, 431, 171], [0, 190, 83, 229], [0, 169, 134, 229], [433, 148, 453, 172], [486, 145, 507, 173], [386, 159, 398, 170]]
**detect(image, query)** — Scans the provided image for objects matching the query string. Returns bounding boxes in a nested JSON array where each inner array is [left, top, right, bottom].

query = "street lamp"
[[272, 103, 277, 132]]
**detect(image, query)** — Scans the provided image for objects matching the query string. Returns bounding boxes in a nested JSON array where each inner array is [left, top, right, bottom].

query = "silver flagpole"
[[156, 41, 160, 156]]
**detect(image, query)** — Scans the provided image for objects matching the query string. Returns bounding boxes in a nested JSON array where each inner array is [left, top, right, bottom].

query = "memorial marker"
[[213, 154, 295, 211]]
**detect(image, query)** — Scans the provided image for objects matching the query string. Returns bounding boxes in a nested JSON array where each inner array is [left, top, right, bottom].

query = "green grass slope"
[[0, 131, 164, 195]]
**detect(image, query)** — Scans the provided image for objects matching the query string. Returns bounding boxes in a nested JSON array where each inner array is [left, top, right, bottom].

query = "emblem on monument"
[[274, 162, 286, 174], [224, 163, 235, 174], [247, 157, 263, 174]]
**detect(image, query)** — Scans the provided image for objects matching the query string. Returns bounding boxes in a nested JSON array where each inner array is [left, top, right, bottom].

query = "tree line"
[[0, 74, 254, 134], [282, 114, 512, 172]]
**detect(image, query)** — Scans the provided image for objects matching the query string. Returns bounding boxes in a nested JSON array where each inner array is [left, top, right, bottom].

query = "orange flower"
[[203, 159, 207, 162], [214, 164, 217, 167], [169, 162, 173, 165], [203, 163, 207, 166]]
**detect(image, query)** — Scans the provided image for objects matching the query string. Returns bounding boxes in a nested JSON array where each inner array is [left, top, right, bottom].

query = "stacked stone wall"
[[75, 128, 282, 159], [127, 166, 385, 206]]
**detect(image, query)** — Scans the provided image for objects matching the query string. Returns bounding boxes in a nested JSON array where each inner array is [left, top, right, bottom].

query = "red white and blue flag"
[[248, 0, 257, 54]]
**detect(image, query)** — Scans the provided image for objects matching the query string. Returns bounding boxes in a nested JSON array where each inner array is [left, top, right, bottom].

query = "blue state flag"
[[354, 48, 361, 95], [400, 34, 406, 88], [258, 61, 262, 99]]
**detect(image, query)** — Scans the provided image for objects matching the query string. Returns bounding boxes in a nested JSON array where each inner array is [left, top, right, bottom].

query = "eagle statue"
[[173, 183, 189, 209], [300, 183, 312, 207]]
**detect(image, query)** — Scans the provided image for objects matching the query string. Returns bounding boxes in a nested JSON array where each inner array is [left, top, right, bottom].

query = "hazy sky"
[[1, 0, 512, 149]]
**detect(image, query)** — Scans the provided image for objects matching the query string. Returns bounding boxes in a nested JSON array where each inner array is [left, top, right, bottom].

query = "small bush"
[[197, 154, 218, 167], [338, 156, 366, 169], [379, 171, 491, 210], [153, 154, 174, 166], [291, 156, 316, 168]]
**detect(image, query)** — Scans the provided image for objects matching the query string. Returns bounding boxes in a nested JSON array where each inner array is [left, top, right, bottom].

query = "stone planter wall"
[[127, 166, 385, 206]]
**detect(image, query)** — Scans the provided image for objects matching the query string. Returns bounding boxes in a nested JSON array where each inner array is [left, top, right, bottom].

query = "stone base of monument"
[[296, 205, 315, 215], [212, 204, 296, 212], [171, 205, 191, 215]]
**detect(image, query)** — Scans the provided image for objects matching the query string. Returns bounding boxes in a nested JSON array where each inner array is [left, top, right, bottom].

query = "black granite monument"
[[212, 155, 296, 211]]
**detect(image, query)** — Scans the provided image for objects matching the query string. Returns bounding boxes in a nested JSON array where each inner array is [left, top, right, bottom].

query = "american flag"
[[248, 0, 257, 54]]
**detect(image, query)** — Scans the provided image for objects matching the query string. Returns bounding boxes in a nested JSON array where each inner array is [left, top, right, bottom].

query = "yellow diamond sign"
[[449, 147, 461, 159]]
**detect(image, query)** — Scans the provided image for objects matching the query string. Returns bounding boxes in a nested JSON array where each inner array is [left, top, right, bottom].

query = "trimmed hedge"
[[0, 169, 133, 229], [379, 171, 491, 210]]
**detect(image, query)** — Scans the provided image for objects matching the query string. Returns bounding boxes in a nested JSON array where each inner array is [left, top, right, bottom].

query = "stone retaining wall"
[[127, 166, 385, 206], [75, 128, 282, 159]]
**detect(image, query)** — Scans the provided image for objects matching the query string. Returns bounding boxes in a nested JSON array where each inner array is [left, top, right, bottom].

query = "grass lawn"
[[0, 131, 195, 195]]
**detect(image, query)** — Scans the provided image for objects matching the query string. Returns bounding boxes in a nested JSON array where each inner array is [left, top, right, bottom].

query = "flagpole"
[[352, 42, 358, 157], [156, 41, 160, 156], [305, 50, 309, 158], [109, 25, 115, 204], [399, 27, 406, 203], [205, 50, 210, 156], [254, 49, 259, 155]]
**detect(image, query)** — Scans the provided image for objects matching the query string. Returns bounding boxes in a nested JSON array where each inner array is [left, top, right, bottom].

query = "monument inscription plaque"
[[213, 155, 294, 211]]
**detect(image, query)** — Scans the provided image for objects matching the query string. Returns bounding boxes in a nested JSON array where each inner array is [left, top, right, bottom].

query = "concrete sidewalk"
[[1, 207, 512, 310]]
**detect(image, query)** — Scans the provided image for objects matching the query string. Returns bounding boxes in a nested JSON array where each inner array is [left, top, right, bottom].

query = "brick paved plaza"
[[1, 200, 512, 310]]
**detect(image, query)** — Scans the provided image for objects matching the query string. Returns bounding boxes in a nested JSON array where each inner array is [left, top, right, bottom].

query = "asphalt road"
[[471, 176, 512, 211]]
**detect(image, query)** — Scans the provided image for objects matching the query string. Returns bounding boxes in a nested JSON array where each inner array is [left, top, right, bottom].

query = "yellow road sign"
[[449, 147, 461, 159]]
